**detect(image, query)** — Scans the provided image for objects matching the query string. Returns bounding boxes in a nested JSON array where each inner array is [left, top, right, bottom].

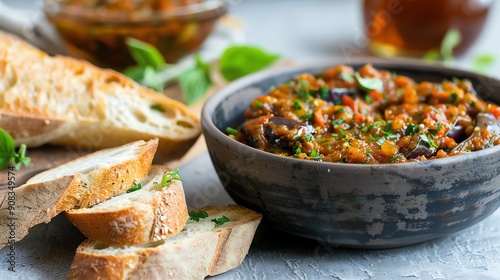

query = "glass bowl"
[[44, 0, 227, 69]]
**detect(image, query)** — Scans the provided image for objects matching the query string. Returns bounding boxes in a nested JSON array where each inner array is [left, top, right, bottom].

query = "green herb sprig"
[[188, 210, 231, 226], [0, 129, 30, 170], [126, 182, 142, 193], [188, 210, 209, 222], [124, 40, 279, 105], [161, 168, 183, 187]]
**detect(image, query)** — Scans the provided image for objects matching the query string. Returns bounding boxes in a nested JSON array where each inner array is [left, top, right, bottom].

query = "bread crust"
[[67, 205, 262, 280], [65, 165, 188, 245], [0, 30, 201, 161], [0, 139, 158, 248]]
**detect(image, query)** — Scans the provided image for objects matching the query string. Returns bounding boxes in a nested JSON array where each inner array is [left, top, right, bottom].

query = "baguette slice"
[[0, 30, 201, 161], [0, 139, 158, 248], [65, 165, 188, 245], [68, 205, 262, 280]]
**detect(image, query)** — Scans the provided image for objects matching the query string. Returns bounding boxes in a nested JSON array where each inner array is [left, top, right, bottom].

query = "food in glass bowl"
[[229, 64, 500, 164], [44, 0, 227, 69]]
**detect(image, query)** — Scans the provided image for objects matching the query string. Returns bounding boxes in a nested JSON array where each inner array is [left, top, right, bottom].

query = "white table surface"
[[1, 1, 499, 279]]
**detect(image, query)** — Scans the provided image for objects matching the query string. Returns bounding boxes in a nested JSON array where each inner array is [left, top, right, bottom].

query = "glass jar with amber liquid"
[[363, 0, 492, 58]]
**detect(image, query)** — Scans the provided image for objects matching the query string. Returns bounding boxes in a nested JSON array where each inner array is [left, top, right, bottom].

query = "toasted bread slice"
[[65, 165, 188, 245], [0, 139, 158, 248], [67, 205, 262, 280], [0, 30, 200, 161]]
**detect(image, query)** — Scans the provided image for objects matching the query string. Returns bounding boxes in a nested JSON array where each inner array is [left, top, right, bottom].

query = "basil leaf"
[[123, 65, 146, 81], [440, 28, 461, 63], [354, 72, 383, 92], [0, 129, 14, 157], [125, 37, 165, 69], [142, 66, 166, 92], [179, 68, 211, 105], [472, 54, 495, 74], [220, 46, 279, 81], [423, 49, 440, 62]]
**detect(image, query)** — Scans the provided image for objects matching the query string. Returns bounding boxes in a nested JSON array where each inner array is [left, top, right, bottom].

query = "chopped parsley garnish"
[[339, 129, 347, 140], [301, 113, 313, 120], [212, 215, 230, 225], [381, 121, 398, 139], [405, 124, 419, 136], [420, 134, 439, 149], [188, 210, 209, 222], [254, 100, 264, 108], [334, 108, 346, 114], [226, 127, 238, 135], [294, 134, 313, 142], [126, 182, 142, 193], [365, 150, 373, 156], [320, 85, 329, 99], [332, 117, 346, 126], [376, 137, 386, 145], [429, 123, 443, 135], [450, 93, 459, 104], [292, 100, 302, 110], [293, 147, 302, 158], [309, 150, 323, 160]]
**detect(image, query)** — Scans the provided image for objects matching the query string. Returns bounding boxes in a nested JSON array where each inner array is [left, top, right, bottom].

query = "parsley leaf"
[[220, 46, 279, 81], [212, 215, 230, 225], [0, 129, 30, 170], [420, 134, 439, 148], [405, 124, 419, 136], [188, 210, 209, 222]]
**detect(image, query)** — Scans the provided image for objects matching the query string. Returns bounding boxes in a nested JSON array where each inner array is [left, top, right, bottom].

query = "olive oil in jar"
[[363, 0, 492, 58]]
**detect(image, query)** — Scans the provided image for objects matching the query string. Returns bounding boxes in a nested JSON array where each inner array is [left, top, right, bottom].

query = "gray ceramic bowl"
[[201, 60, 500, 249]]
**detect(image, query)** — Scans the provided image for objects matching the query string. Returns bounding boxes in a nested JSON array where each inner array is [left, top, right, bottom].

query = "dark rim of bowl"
[[201, 58, 500, 170], [43, 0, 227, 24]]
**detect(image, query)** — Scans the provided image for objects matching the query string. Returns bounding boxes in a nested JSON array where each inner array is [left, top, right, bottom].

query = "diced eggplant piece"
[[452, 113, 500, 153]]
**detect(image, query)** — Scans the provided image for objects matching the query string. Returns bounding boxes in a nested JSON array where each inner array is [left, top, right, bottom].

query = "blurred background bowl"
[[43, 0, 227, 69], [201, 60, 500, 249]]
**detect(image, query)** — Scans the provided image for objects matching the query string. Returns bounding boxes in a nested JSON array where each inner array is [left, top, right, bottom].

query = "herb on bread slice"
[[67, 205, 262, 280], [65, 165, 188, 246], [0, 139, 158, 248]]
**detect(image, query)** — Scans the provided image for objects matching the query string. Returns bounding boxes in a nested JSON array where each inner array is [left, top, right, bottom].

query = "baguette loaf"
[[0, 139, 157, 248], [65, 165, 188, 245], [67, 205, 262, 280], [0, 30, 201, 161]]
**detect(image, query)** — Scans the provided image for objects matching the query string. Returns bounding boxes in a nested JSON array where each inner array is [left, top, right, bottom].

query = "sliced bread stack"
[[68, 205, 262, 280], [0, 138, 262, 279], [0, 138, 158, 247]]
